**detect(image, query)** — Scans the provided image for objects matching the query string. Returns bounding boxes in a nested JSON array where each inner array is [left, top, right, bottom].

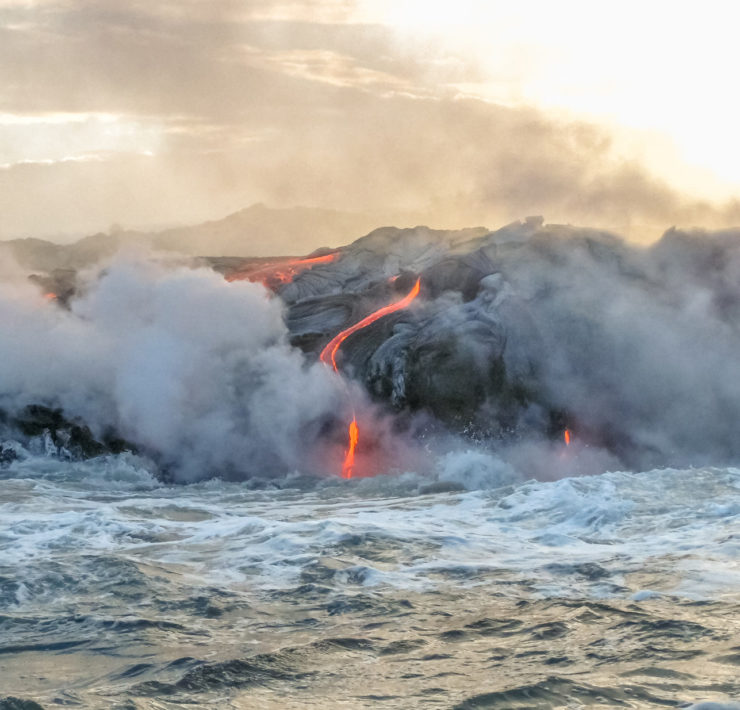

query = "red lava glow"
[[43, 292, 58, 301], [564, 428, 571, 446], [320, 278, 422, 479], [226, 253, 337, 289], [342, 417, 359, 479], [320, 277, 422, 372]]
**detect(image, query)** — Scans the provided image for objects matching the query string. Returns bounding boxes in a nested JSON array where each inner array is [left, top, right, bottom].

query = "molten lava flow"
[[43, 292, 58, 301], [564, 428, 571, 446], [320, 278, 422, 479], [342, 417, 359, 479], [226, 253, 337, 289], [320, 278, 421, 372]]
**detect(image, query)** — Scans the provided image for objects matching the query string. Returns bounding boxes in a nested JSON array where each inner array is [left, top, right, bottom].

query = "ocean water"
[[1, 449, 739, 709]]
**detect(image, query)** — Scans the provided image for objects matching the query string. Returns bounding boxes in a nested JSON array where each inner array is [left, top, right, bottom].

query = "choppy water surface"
[[1, 453, 739, 709]]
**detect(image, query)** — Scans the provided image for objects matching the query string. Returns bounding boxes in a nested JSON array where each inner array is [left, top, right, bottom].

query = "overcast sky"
[[1, 0, 739, 243]]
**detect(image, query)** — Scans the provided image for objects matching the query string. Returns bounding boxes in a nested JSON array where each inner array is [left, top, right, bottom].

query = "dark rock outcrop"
[[273, 220, 740, 467], [0, 698, 45, 710], [2, 405, 135, 462]]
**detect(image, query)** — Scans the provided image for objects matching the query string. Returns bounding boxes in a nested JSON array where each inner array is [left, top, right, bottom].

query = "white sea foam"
[[1, 457, 738, 608]]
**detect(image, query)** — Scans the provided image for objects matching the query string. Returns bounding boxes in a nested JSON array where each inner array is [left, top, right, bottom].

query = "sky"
[[1, 0, 739, 243]]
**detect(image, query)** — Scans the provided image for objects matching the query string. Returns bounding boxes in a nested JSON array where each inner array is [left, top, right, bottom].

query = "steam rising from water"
[[495, 228, 740, 468], [0, 254, 346, 480]]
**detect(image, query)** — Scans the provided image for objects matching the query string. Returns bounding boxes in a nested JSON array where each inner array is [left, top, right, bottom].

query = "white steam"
[[501, 230, 740, 468], [0, 255, 346, 480]]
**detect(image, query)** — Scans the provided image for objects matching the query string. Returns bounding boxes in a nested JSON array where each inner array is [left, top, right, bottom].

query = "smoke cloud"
[[499, 226, 740, 469], [0, 253, 348, 480]]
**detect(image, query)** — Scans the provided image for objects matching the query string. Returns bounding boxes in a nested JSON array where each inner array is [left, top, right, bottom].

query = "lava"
[[320, 277, 422, 372], [342, 417, 359, 478], [564, 428, 571, 446], [43, 292, 58, 301], [226, 252, 337, 289], [321, 278, 422, 479]]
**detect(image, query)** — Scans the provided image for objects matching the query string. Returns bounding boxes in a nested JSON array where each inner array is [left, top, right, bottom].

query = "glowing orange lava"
[[43, 292, 58, 301], [342, 417, 359, 478], [564, 428, 571, 446], [321, 278, 422, 479], [320, 278, 421, 372], [226, 253, 337, 289]]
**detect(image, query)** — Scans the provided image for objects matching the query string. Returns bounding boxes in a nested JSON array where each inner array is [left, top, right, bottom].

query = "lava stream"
[[320, 277, 421, 372], [342, 417, 359, 478], [320, 278, 422, 478], [564, 428, 571, 446], [226, 253, 337, 288]]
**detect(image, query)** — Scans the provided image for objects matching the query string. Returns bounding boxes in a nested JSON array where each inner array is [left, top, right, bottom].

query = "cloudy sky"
[[1, 0, 739, 243]]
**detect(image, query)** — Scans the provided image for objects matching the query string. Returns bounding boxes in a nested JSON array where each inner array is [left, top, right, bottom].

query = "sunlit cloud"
[[363, 0, 740, 198], [235, 45, 424, 96], [0, 0, 738, 242], [0, 112, 119, 126], [0, 153, 106, 170], [241, 0, 359, 23], [0, 112, 162, 166]]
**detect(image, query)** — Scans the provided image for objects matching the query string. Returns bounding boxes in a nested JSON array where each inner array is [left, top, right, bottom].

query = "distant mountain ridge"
[[0, 204, 412, 271]]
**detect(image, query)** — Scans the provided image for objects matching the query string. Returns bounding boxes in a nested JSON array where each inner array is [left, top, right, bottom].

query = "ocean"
[[2, 450, 739, 708]]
